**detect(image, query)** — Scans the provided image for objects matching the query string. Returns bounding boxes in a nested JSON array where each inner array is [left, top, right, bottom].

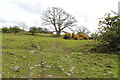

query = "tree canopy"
[[94, 12, 120, 53]]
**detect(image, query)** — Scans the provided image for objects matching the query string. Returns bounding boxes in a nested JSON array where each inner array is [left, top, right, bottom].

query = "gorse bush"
[[63, 33, 71, 39], [79, 33, 84, 37], [63, 32, 89, 40], [79, 37, 84, 40], [78, 33, 89, 39], [74, 34, 79, 40]]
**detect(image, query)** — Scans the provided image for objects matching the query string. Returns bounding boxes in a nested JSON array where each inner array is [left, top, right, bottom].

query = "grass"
[[2, 33, 119, 78]]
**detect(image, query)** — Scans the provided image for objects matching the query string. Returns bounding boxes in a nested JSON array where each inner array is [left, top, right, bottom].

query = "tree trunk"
[[56, 31, 61, 37]]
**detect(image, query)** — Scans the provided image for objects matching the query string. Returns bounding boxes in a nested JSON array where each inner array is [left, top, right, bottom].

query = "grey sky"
[[0, 0, 119, 32]]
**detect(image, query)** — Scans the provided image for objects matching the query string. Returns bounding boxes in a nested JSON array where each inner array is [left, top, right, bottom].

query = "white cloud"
[[0, 0, 119, 32]]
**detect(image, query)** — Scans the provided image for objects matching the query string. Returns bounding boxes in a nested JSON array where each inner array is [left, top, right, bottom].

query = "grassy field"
[[2, 33, 118, 78]]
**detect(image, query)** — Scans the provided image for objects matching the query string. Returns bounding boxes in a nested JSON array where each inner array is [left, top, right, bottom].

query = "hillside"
[[2, 33, 118, 78]]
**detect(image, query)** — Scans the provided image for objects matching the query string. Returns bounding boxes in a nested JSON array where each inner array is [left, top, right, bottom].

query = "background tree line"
[[2, 26, 52, 35]]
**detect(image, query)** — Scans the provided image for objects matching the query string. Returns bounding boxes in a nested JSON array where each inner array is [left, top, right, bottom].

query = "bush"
[[37, 27, 52, 34], [79, 33, 84, 37], [90, 32, 98, 41], [74, 34, 79, 40], [2, 26, 22, 33], [29, 27, 38, 35], [63, 32, 89, 40], [94, 13, 120, 53], [63, 33, 71, 39], [79, 37, 84, 40], [9, 26, 20, 33], [37, 27, 43, 33], [78, 32, 89, 39], [83, 35, 89, 39], [2, 27, 9, 33]]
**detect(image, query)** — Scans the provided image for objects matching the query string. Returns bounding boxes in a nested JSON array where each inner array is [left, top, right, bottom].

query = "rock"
[[0, 74, 1, 78], [29, 50, 36, 54], [9, 52, 15, 55], [48, 75, 52, 77], [23, 56, 26, 59], [12, 66, 20, 71]]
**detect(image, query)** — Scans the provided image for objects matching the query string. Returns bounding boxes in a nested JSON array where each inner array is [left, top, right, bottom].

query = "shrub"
[[63, 32, 89, 40], [90, 32, 98, 41], [83, 35, 89, 39], [9, 26, 20, 33], [2, 27, 9, 33], [37, 27, 52, 34], [37, 27, 43, 33], [74, 34, 79, 40], [79, 33, 84, 37], [79, 37, 84, 40], [94, 13, 120, 53], [78, 32, 89, 39], [29, 27, 38, 35], [63, 33, 71, 39], [2, 26, 23, 33]]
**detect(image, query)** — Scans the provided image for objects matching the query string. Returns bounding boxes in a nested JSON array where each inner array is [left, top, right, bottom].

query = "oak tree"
[[42, 7, 77, 37]]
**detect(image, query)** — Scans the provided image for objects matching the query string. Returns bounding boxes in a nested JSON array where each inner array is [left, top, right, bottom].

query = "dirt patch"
[[62, 46, 69, 54], [52, 42, 62, 53]]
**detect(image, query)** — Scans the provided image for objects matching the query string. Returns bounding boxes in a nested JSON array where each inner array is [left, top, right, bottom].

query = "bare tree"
[[20, 22, 28, 31], [41, 7, 77, 37], [75, 26, 90, 36]]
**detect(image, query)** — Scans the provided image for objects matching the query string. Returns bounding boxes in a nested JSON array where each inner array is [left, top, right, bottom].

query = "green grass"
[[2, 33, 118, 78]]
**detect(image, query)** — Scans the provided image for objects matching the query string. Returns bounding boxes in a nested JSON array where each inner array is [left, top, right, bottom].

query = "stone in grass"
[[8, 52, 15, 55], [29, 50, 36, 54], [104, 69, 111, 73], [65, 72, 72, 76], [29, 67, 34, 70], [12, 66, 20, 72], [28, 78, 33, 80], [23, 56, 26, 59], [61, 69, 64, 71], [48, 75, 52, 77]]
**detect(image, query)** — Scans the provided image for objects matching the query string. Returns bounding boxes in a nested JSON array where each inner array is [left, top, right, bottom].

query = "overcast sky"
[[0, 0, 119, 32]]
